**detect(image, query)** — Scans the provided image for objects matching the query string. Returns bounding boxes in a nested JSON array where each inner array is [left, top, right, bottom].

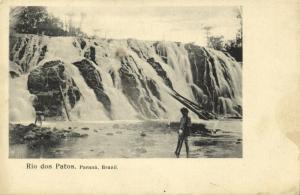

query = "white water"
[[64, 61, 110, 121], [84, 57, 139, 120], [9, 75, 36, 122], [155, 41, 195, 99], [9, 35, 242, 122]]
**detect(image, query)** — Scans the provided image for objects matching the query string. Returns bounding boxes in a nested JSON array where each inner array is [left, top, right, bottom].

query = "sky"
[[48, 6, 241, 46]]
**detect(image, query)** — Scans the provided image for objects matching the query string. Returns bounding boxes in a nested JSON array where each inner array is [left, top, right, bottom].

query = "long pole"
[[59, 85, 71, 121]]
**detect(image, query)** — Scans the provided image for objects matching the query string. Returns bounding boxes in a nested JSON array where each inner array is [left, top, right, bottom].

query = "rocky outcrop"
[[184, 44, 242, 116], [119, 55, 165, 118], [74, 37, 97, 64], [9, 123, 88, 148], [10, 34, 48, 72], [146, 57, 173, 89], [83, 46, 96, 64], [27, 60, 80, 117], [72, 59, 111, 114]]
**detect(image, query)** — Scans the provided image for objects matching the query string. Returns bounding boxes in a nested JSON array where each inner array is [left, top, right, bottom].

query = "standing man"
[[33, 96, 45, 127], [175, 107, 191, 158]]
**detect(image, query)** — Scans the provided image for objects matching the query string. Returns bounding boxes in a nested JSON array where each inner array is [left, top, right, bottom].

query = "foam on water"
[[64, 60, 110, 121], [9, 75, 36, 122]]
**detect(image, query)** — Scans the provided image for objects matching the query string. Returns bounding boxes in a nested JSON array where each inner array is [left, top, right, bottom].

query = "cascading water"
[[9, 75, 36, 122], [64, 61, 110, 121], [155, 41, 195, 100], [9, 34, 242, 122]]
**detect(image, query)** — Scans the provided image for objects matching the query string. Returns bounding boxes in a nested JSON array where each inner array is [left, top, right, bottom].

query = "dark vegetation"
[[10, 6, 242, 62], [205, 8, 243, 62], [10, 6, 86, 37]]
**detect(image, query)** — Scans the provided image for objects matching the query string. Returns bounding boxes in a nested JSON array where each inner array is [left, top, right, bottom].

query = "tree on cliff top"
[[10, 6, 86, 37], [203, 7, 243, 62], [225, 7, 242, 62], [11, 6, 67, 36], [207, 35, 225, 51]]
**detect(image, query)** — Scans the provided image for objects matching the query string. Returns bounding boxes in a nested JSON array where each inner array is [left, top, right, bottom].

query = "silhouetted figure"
[[33, 97, 45, 126], [175, 107, 191, 158]]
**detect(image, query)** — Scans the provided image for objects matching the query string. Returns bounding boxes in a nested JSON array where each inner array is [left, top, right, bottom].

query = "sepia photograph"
[[9, 6, 243, 158], [1, 0, 299, 194]]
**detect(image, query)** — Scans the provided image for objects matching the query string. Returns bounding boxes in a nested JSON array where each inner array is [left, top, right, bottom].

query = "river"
[[9, 119, 242, 158]]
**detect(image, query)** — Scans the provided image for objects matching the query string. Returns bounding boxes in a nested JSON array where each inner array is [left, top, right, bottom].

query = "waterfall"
[[63, 61, 110, 121], [9, 35, 242, 122], [86, 57, 139, 120], [155, 42, 195, 100], [9, 75, 36, 122]]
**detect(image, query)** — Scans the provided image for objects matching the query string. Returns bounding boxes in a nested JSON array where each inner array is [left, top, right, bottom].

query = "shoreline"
[[9, 120, 242, 158], [9, 118, 242, 126]]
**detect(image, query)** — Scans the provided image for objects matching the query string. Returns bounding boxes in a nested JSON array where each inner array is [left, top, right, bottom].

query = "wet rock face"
[[74, 37, 97, 64], [72, 59, 111, 114], [146, 57, 173, 89], [9, 61, 23, 78], [146, 79, 161, 100], [80, 39, 86, 49], [11, 36, 30, 72], [27, 60, 81, 117], [84, 46, 96, 64], [184, 44, 211, 103], [184, 44, 242, 116], [10, 35, 48, 73], [153, 42, 168, 64], [119, 56, 165, 118], [127, 39, 152, 59]]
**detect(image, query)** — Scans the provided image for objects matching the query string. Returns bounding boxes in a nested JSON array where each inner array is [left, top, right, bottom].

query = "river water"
[[9, 119, 242, 158]]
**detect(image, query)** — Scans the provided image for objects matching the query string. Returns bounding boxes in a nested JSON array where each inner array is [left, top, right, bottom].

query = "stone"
[[27, 60, 81, 118], [73, 59, 111, 114], [70, 132, 81, 137], [80, 134, 88, 137]]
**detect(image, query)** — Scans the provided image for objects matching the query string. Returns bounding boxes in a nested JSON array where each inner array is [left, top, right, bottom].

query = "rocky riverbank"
[[9, 123, 88, 149], [9, 120, 242, 158]]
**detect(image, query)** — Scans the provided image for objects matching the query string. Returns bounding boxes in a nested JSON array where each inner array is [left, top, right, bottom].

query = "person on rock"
[[175, 107, 191, 158]]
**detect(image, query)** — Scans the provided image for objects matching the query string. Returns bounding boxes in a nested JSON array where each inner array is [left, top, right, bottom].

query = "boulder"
[[27, 60, 81, 118]]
